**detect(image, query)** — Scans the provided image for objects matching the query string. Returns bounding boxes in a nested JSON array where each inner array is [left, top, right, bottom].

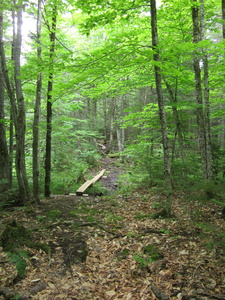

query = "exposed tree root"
[[0, 282, 47, 299]]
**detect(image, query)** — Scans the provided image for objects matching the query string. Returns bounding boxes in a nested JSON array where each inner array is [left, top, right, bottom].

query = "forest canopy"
[[0, 0, 225, 205]]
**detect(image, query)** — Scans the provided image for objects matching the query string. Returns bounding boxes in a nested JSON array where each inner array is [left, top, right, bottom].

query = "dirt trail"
[[98, 156, 121, 193], [1, 157, 225, 300]]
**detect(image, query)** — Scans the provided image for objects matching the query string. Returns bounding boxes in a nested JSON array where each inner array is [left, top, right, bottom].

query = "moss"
[[0, 220, 51, 254], [0, 220, 31, 252]]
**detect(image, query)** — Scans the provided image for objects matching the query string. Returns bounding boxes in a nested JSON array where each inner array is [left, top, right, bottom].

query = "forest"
[[0, 0, 225, 299]]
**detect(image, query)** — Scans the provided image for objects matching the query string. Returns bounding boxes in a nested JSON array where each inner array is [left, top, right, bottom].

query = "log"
[[76, 169, 106, 196]]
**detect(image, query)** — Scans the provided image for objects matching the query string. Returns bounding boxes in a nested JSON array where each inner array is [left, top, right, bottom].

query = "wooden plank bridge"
[[76, 169, 106, 196]]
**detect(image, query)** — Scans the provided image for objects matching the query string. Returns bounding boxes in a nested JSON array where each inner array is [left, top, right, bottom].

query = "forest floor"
[[0, 157, 225, 300]]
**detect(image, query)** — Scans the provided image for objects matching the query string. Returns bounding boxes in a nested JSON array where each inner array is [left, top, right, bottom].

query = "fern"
[[7, 250, 29, 276]]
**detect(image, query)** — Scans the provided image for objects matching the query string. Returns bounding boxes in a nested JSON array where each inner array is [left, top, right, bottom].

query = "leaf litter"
[[0, 188, 225, 299]]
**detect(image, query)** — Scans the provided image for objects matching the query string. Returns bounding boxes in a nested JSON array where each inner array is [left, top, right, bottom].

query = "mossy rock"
[[0, 220, 32, 252], [0, 220, 50, 254]]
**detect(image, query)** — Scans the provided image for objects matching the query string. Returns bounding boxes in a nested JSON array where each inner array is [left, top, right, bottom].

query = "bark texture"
[[192, 0, 213, 180], [33, 0, 42, 202], [0, 53, 10, 193], [45, 4, 57, 197], [150, 0, 171, 187], [0, 2, 30, 203]]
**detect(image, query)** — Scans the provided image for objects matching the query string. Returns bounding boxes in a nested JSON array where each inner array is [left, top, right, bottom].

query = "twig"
[[194, 292, 225, 300], [76, 222, 123, 237], [0, 282, 47, 300]]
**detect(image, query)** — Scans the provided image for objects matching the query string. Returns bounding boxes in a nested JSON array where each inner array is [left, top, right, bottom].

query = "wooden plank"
[[76, 180, 93, 196], [76, 169, 106, 196], [91, 169, 106, 184]]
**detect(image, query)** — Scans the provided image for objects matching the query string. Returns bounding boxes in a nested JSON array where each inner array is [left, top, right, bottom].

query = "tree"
[[44, 3, 57, 197], [32, 0, 42, 202], [192, 0, 213, 181], [223, 0, 225, 39], [0, 17, 10, 193], [150, 0, 171, 187], [13, 1, 30, 203], [0, 0, 30, 204]]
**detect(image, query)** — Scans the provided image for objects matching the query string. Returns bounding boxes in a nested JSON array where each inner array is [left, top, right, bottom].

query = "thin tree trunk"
[[109, 97, 116, 146], [150, 0, 171, 188], [0, 55, 10, 193], [163, 77, 186, 179], [192, 0, 213, 180], [192, 1, 206, 175], [222, 0, 225, 39], [33, 0, 42, 202], [103, 98, 107, 140], [0, 6, 14, 188], [0, 2, 30, 203], [13, 4, 30, 203], [9, 111, 13, 186], [44, 4, 57, 197], [221, 0, 225, 148], [200, 1, 213, 180]]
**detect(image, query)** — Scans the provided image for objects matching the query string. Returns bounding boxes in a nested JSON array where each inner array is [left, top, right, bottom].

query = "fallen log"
[[76, 169, 106, 196]]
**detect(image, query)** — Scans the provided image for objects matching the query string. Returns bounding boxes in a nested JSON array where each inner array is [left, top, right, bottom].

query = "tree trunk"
[[44, 4, 57, 197], [9, 111, 13, 186], [0, 56, 10, 193], [221, 0, 225, 148], [200, 1, 213, 180], [0, 7, 14, 190], [163, 77, 186, 179], [150, 0, 171, 188], [13, 4, 30, 203], [0, 2, 30, 204], [33, 0, 42, 202], [109, 97, 116, 146], [222, 0, 225, 39], [192, 0, 213, 180]]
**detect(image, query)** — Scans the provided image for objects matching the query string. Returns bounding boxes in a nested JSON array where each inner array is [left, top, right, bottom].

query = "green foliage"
[[142, 244, 163, 260], [46, 210, 62, 220], [105, 212, 124, 226], [37, 215, 45, 222], [160, 228, 170, 234], [197, 223, 225, 254], [116, 248, 130, 261], [134, 212, 152, 220], [151, 201, 165, 210], [7, 250, 29, 276], [86, 182, 109, 196], [0, 186, 20, 208], [126, 231, 136, 238], [133, 252, 152, 267], [2, 0, 225, 202], [69, 203, 104, 222], [0, 221, 32, 252], [134, 244, 163, 268], [50, 160, 87, 194]]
